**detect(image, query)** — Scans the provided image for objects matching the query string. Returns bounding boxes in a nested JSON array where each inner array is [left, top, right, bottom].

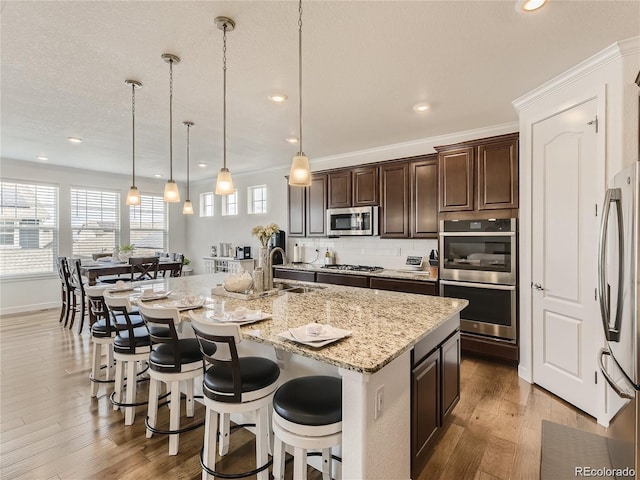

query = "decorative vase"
[[258, 246, 269, 269]]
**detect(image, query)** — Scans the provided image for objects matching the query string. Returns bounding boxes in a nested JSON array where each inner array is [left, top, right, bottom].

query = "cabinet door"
[[369, 277, 436, 296], [410, 158, 438, 238], [352, 166, 379, 206], [380, 162, 409, 238], [328, 170, 352, 208], [316, 272, 369, 288], [412, 349, 441, 479], [288, 184, 306, 237], [441, 331, 460, 418], [306, 174, 327, 237], [477, 138, 518, 210], [438, 147, 474, 212]]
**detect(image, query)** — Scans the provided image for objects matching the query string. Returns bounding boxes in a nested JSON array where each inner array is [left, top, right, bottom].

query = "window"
[[248, 185, 267, 214], [130, 194, 167, 256], [200, 192, 214, 217], [71, 187, 120, 258], [0, 181, 58, 277], [221, 190, 238, 216]]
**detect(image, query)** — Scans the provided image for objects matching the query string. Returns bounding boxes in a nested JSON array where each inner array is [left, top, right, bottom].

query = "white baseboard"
[[0, 302, 59, 317]]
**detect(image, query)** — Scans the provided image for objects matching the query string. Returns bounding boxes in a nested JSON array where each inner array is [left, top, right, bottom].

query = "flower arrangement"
[[252, 223, 280, 247]]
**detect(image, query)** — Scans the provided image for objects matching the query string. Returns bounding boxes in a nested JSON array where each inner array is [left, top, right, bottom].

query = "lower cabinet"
[[411, 330, 460, 479], [370, 277, 437, 296], [316, 272, 369, 288], [273, 269, 316, 283]]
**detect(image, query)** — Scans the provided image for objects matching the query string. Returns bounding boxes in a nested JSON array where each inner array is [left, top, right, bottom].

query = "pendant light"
[[182, 121, 194, 215], [214, 16, 235, 195], [162, 53, 181, 202], [125, 79, 142, 206], [288, 0, 312, 187]]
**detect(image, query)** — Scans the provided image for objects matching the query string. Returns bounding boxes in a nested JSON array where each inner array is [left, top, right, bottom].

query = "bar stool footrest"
[[199, 448, 272, 479]]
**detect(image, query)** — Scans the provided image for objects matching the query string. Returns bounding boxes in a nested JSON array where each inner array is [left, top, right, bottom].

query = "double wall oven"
[[439, 218, 517, 342]]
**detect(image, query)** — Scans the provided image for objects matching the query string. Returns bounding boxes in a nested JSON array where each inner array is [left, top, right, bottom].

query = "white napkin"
[[288, 323, 344, 342]]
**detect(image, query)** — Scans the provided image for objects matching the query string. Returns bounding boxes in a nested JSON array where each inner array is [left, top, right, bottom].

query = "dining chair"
[[56, 256, 76, 327], [129, 256, 160, 281], [137, 303, 206, 455], [190, 317, 280, 480], [69, 259, 88, 333], [162, 253, 184, 278]]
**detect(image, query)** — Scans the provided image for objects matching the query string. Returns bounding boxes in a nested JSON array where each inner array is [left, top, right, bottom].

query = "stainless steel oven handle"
[[597, 188, 623, 342], [439, 279, 516, 291], [598, 349, 634, 399], [438, 231, 515, 237]]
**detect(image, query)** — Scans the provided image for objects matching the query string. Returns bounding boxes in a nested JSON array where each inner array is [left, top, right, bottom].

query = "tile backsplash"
[[288, 237, 438, 270]]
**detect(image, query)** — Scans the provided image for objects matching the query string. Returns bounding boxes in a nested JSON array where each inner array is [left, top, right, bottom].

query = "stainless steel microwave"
[[327, 206, 379, 236]]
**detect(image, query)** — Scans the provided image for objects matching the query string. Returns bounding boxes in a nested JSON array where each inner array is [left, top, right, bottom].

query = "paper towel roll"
[[293, 244, 301, 263]]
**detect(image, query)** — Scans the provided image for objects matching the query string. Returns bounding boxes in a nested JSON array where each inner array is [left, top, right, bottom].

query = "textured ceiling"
[[1, 1, 639, 182]]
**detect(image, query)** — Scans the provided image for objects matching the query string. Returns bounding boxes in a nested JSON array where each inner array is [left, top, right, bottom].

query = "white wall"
[[0, 158, 188, 315], [514, 37, 640, 387]]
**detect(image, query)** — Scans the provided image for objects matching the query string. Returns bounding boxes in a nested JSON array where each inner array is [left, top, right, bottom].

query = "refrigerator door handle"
[[598, 348, 635, 399], [598, 188, 624, 342]]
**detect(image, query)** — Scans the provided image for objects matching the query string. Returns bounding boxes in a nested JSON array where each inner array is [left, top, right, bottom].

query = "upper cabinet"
[[410, 157, 438, 238], [287, 173, 328, 238], [328, 166, 379, 208], [436, 133, 519, 214], [380, 162, 410, 238]]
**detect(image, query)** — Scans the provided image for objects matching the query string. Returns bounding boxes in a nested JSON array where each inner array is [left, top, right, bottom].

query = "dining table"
[[79, 258, 182, 285]]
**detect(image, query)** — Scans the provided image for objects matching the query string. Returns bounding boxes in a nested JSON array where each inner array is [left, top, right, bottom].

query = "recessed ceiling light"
[[36, 155, 48, 161], [286, 137, 299, 144], [197, 162, 208, 168], [67, 136, 83, 143], [515, 0, 547, 12], [154, 173, 163, 178], [268, 94, 288, 103], [413, 102, 431, 113]]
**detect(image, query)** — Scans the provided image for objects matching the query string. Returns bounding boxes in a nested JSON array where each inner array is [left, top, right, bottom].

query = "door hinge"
[[595, 371, 598, 384], [587, 116, 599, 133]]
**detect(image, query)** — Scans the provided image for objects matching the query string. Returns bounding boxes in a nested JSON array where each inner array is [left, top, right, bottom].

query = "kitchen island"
[[144, 274, 466, 479]]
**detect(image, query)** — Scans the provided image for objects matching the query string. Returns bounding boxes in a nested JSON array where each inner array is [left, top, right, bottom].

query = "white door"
[[531, 98, 600, 416]]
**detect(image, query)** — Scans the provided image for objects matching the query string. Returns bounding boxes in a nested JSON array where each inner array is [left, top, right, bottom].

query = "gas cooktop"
[[322, 264, 384, 272]]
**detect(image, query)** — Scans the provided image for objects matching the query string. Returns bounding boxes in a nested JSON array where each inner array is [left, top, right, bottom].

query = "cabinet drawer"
[[273, 270, 316, 283], [316, 272, 369, 288], [370, 277, 436, 296]]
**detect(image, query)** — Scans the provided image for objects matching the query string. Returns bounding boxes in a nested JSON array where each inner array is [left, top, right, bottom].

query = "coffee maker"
[[269, 231, 286, 265]]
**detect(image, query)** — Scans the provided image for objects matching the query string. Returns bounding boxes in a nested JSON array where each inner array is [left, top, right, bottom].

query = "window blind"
[[0, 181, 58, 277], [71, 187, 120, 258], [130, 194, 167, 256]]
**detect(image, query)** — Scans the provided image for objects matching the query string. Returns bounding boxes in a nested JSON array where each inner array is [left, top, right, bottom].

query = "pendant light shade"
[[288, 0, 312, 187], [214, 16, 236, 196], [125, 79, 142, 205], [162, 53, 181, 203], [182, 121, 194, 215], [289, 154, 311, 186]]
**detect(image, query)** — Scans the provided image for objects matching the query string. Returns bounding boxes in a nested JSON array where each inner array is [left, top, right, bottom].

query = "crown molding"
[[513, 36, 640, 111]]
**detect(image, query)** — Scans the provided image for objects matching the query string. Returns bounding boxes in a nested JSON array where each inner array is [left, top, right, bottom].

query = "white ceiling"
[[1, 1, 639, 183]]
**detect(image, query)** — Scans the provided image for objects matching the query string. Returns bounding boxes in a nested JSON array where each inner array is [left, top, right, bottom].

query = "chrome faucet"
[[266, 247, 287, 290]]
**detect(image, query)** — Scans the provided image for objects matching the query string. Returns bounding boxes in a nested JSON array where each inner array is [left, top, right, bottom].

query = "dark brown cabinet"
[[370, 277, 437, 296], [288, 184, 306, 237], [288, 174, 327, 238], [410, 157, 438, 237], [380, 162, 410, 238], [411, 330, 460, 479], [316, 272, 369, 288], [273, 269, 316, 283], [436, 133, 518, 213], [328, 166, 379, 208], [412, 349, 440, 478], [306, 174, 327, 237]]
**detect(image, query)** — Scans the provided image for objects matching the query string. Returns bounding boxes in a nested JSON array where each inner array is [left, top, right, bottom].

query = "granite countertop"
[[136, 274, 465, 374], [274, 262, 438, 282]]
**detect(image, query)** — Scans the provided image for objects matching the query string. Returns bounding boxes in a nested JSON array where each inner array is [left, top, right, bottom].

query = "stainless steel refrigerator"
[[598, 160, 640, 477]]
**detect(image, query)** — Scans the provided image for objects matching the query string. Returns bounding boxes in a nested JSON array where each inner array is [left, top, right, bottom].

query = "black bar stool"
[[272, 376, 342, 480]]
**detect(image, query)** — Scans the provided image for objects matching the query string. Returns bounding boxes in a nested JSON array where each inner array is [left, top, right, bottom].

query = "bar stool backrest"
[[87, 285, 110, 330], [137, 304, 182, 373], [103, 291, 142, 353], [190, 319, 244, 403]]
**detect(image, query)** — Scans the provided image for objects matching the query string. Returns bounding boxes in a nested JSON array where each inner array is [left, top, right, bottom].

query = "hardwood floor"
[[1, 309, 607, 479]]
